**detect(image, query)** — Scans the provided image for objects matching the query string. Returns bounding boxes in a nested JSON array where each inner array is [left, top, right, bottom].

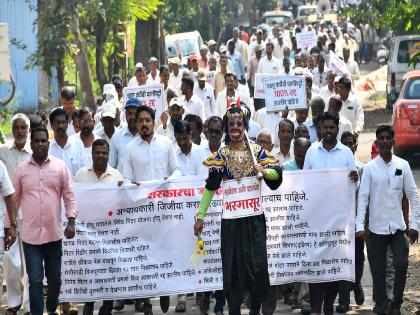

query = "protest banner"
[[123, 84, 164, 119], [264, 168, 355, 284], [296, 31, 318, 50], [263, 76, 306, 112], [328, 51, 350, 77], [60, 169, 355, 302], [254, 73, 279, 99], [174, 39, 183, 59], [60, 180, 223, 302], [222, 177, 261, 219]]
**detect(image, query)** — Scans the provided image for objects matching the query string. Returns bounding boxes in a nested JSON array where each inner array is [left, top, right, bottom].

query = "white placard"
[[254, 73, 280, 99], [206, 71, 216, 87], [296, 31, 318, 50], [328, 51, 350, 77], [263, 76, 306, 112], [222, 177, 262, 219], [174, 39, 183, 58], [123, 84, 164, 119], [60, 169, 355, 302]]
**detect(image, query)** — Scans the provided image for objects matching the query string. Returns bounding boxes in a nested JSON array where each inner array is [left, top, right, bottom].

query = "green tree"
[[343, 0, 420, 35]]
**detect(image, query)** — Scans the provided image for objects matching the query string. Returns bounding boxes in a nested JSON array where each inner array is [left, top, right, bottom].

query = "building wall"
[[0, 0, 39, 112]]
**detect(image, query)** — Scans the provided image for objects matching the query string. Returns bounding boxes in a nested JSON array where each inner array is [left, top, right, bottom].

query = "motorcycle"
[[376, 41, 388, 66]]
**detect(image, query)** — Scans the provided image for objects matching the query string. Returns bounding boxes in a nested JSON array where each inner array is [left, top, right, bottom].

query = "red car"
[[392, 70, 420, 154]]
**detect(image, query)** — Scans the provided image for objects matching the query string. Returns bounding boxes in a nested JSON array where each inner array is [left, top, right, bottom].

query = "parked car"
[[386, 35, 420, 109], [392, 70, 420, 154], [165, 31, 203, 67]]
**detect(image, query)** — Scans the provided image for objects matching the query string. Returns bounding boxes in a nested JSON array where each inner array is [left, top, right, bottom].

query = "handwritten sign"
[[328, 51, 350, 77], [222, 177, 261, 219], [296, 31, 318, 50], [206, 71, 216, 87], [60, 169, 355, 302], [263, 76, 306, 112], [123, 84, 164, 119], [254, 73, 281, 99]]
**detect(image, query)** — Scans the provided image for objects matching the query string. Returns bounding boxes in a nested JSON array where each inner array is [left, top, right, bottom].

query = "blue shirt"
[[283, 159, 300, 171], [227, 51, 245, 80], [303, 140, 356, 171]]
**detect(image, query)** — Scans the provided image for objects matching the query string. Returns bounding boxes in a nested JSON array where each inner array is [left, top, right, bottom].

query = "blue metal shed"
[[0, 0, 57, 112]]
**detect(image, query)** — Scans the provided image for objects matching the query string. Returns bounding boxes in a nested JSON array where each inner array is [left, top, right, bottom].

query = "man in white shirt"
[[174, 120, 207, 177], [273, 33, 288, 61], [77, 108, 100, 167], [194, 69, 216, 118], [343, 48, 360, 83], [109, 98, 140, 174], [146, 57, 160, 85], [293, 108, 309, 129], [328, 95, 353, 140], [0, 114, 31, 314], [312, 54, 328, 88], [356, 125, 420, 315], [304, 111, 358, 315], [207, 40, 220, 60], [60, 86, 77, 136], [254, 108, 285, 147], [123, 105, 181, 183], [257, 42, 281, 75], [256, 129, 274, 152], [74, 138, 123, 315], [280, 57, 294, 76], [156, 97, 184, 143], [48, 108, 85, 176], [320, 71, 336, 107], [168, 57, 182, 95], [304, 96, 325, 143], [228, 27, 249, 71], [274, 119, 295, 165], [215, 73, 242, 118], [0, 159, 18, 305], [337, 77, 364, 135], [128, 63, 148, 87], [94, 103, 116, 143], [180, 77, 205, 122], [248, 28, 266, 60]]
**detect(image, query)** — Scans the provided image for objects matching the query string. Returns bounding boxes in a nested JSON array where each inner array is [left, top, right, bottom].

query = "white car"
[[386, 35, 420, 108], [165, 31, 203, 67]]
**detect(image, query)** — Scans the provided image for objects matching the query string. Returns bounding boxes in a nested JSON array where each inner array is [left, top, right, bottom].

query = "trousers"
[[366, 230, 409, 313]]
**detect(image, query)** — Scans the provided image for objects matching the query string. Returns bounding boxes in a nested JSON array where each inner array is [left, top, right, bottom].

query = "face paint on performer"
[[228, 113, 244, 142]]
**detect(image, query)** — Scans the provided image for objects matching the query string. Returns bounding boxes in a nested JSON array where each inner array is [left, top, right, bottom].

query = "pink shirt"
[[13, 156, 77, 245]]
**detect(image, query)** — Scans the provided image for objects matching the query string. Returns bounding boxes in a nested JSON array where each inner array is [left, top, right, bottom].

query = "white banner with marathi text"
[[60, 169, 355, 302]]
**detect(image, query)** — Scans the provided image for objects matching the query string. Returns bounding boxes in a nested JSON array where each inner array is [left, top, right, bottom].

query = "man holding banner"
[[303, 112, 359, 315], [194, 107, 283, 315]]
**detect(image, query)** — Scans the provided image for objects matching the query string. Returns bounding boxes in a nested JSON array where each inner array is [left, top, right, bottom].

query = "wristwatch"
[[10, 222, 17, 229]]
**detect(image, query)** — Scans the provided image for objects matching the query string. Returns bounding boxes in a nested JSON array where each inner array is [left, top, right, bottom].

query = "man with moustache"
[[48, 108, 85, 177], [256, 129, 274, 153], [74, 139, 123, 315], [303, 111, 358, 315], [13, 128, 77, 315], [156, 98, 185, 143], [76, 108, 99, 167], [109, 98, 140, 174], [123, 105, 181, 182]]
